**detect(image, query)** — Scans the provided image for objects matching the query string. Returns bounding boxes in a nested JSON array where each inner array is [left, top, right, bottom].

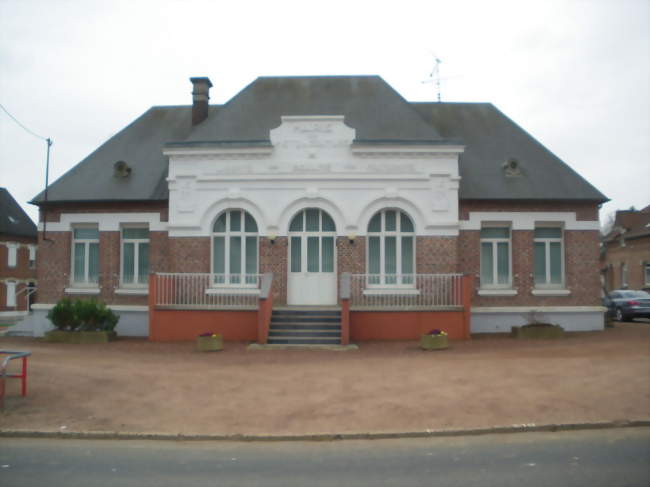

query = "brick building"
[[26, 76, 607, 341], [601, 205, 650, 292], [0, 188, 37, 319]]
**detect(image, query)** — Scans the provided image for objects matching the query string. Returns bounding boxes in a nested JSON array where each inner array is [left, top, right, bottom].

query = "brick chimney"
[[190, 77, 212, 125]]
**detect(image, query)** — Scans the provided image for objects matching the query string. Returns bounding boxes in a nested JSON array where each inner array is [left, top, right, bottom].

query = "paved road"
[[0, 428, 648, 486]]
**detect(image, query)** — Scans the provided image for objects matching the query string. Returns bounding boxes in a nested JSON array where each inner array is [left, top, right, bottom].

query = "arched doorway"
[[287, 208, 337, 305]]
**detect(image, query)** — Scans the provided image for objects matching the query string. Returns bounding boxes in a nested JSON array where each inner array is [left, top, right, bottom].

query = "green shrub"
[[47, 298, 120, 332], [47, 298, 80, 331], [94, 301, 119, 332]]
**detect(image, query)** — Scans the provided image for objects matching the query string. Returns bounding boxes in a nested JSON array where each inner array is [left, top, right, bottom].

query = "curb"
[[1, 420, 649, 442]]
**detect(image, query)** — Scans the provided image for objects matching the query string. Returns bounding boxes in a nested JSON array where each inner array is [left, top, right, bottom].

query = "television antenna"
[[422, 56, 443, 102]]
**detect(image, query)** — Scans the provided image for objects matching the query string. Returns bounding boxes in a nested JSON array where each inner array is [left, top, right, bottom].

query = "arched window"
[[212, 210, 258, 285], [367, 209, 415, 286]]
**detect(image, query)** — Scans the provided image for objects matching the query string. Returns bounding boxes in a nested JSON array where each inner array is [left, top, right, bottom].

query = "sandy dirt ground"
[[1, 323, 649, 436]]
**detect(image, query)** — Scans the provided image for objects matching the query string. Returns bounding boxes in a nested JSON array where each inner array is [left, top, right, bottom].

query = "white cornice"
[[459, 212, 600, 231], [163, 146, 273, 157], [191, 173, 432, 182], [351, 145, 464, 155], [38, 213, 167, 232]]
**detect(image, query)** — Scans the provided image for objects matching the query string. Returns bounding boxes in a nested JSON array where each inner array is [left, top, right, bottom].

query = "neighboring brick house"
[[0, 188, 37, 318], [601, 205, 650, 292], [27, 75, 607, 340]]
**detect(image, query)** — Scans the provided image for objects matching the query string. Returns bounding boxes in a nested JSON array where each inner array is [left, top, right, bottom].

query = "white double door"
[[287, 209, 337, 306]]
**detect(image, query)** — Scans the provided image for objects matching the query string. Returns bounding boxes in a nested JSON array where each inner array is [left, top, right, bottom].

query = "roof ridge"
[[256, 74, 382, 80]]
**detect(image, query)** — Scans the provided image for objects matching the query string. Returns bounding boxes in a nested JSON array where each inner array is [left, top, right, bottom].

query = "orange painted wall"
[[350, 310, 467, 341], [149, 309, 257, 342]]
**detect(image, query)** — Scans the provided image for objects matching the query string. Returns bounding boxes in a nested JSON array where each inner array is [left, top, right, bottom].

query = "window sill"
[[206, 288, 260, 296], [115, 288, 149, 296], [363, 288, 421, 296], [65, 287, 100, 295], [478, 289, 518, 296], [531, 289, 571, 296]]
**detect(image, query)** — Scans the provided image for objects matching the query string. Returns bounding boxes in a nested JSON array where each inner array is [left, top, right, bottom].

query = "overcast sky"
[[1, 0, 648, 226]]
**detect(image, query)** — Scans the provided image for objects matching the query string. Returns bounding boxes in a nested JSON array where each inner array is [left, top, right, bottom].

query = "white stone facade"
[[164, 116, 463, 238]]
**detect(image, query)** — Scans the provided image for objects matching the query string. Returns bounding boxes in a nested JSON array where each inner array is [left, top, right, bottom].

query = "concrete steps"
[[267, 308, 341, 345]]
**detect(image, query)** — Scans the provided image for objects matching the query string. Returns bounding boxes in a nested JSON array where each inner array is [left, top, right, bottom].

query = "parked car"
[[603, 290, 650, 322]]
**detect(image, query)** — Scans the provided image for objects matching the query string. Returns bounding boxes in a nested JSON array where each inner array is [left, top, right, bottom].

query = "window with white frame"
[[7, 243, 17, 268], [6, 281, 16, 307], [121, 227, 149, 286], [72, 227, 99, 285], [212, 210, 258, 286], [28, 245, 36, 269], [645, 263, 650, 286], [367, 209, 415, 286], [533, 227, 564, 287], [480, 226, 511, 288], [621, 262, 628, 289]]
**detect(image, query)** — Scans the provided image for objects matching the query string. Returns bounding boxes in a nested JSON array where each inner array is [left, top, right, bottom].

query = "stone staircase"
[[1, 311, 34, 337], [267, 308, 342, 345]]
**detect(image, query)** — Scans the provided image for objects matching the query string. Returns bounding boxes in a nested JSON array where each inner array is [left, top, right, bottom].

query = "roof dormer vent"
[[114, 160, 132, 178], [503, 158, 521, 177]]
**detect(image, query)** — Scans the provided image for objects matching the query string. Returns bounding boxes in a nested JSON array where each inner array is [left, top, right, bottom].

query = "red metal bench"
[[0, 350, 31, 409]]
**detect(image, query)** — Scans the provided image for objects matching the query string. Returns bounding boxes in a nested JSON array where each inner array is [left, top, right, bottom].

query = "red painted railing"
[[0, 350, 31, 410]]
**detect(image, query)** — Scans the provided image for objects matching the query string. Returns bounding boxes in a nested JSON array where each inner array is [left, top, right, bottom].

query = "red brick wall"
[[168, 237, 210, 273], [0, 282, 35, 311], [1, 235, 37, 312], [0, 236, 38, 280], [416, 237, 458, 273], [602, 236, 650, 291], [458, 229, 601, 306], [260, 237, 288, 304], [35, 231, 70, 304], [337, 236, 365, 274], [36, 204, 168, 306], [458, 201, 601, 307], [35, 201, 603, 311]]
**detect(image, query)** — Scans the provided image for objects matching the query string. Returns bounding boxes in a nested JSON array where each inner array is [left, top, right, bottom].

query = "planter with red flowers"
[[420, 329, 449, 351]]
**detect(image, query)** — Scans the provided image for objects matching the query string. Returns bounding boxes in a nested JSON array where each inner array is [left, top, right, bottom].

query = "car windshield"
[[619, 291, 650, 299]]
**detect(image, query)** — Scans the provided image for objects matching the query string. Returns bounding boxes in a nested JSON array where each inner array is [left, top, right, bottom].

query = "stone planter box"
[[511, 324, 564, 339], [44, 330, 117, 344], [196, 335, 223, 352], [420, 334, 449, 351]]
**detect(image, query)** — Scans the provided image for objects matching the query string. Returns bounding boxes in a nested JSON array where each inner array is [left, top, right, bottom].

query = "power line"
[[0, 103, 49, 141], [0, 102, 54, 241]]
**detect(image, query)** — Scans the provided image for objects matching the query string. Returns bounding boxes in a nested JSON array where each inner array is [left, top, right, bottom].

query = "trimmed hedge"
[[47, 298, 119, 332]]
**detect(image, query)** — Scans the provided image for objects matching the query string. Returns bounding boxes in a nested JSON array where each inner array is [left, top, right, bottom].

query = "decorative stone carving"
[[270, 116, 355, 164]]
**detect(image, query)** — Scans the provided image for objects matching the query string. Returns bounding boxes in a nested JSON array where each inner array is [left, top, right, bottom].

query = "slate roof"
[[31, 106, 220, 204], [31, 75, 607, 205], [412, 102, 607, 202], [181, 76, 444, 145], [0, 188, 37, 238]]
